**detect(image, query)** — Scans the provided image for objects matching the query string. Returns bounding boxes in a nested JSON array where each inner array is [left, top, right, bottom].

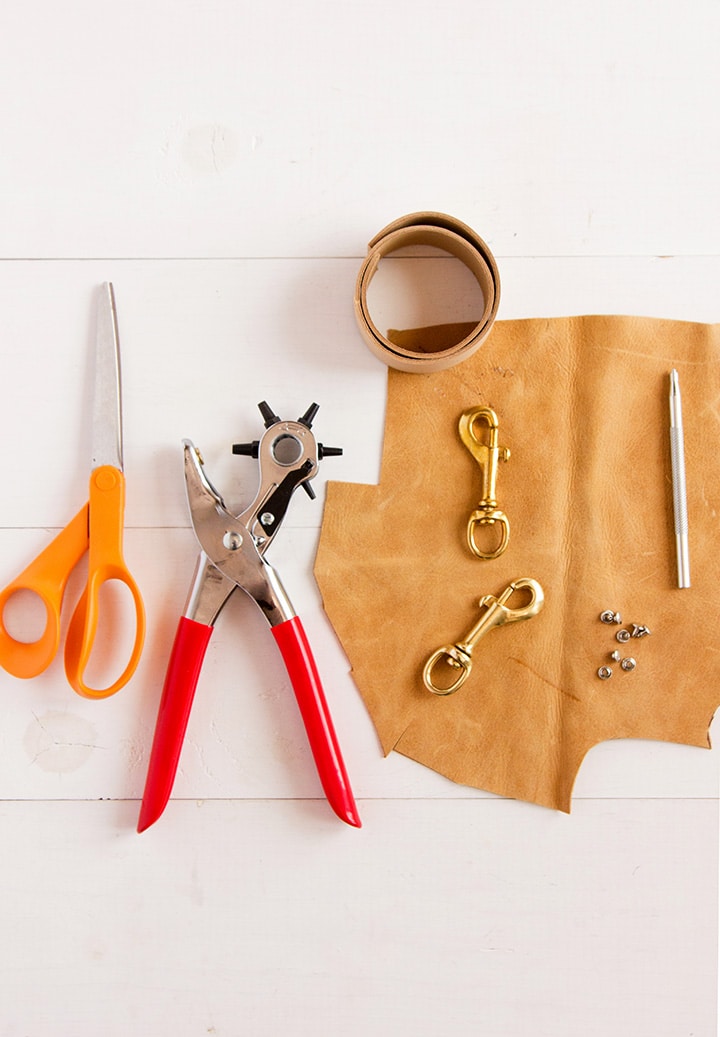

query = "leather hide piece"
[[314, 315, 720, 810]]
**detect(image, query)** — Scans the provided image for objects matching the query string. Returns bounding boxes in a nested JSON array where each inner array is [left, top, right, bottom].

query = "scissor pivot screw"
[[600, 610, 621, 625], [223, 531, 243, 551], [597, 666, 613, 680]]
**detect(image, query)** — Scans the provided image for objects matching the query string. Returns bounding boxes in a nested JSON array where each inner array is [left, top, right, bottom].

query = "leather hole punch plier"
[[138, 401, 361, 831]]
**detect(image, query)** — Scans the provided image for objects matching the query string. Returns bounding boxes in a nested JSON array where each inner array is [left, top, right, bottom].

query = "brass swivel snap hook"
[[459, 406, 510, 560], [422, 578, 544, 695]]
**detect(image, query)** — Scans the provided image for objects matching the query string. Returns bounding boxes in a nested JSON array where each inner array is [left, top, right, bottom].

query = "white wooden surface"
[[0, 3, 718, 1035]]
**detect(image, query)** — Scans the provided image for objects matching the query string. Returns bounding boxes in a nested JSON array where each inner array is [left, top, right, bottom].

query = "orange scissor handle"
[[0, 505, 89, 679], [64, 465, 146, 698]]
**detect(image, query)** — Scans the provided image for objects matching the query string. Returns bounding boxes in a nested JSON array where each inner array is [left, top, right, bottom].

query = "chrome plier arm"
[[138, 402, 360, 832]]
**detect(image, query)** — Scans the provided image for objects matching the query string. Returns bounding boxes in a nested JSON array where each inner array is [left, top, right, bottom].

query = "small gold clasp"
[[422, 578, 544, 695], [459, 406, 510, 560]]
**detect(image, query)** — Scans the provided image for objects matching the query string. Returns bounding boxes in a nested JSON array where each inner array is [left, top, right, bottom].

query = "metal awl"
[[669, 369, 690, 588], [423, 578, 544, 695], [459, 406, 511, 559]]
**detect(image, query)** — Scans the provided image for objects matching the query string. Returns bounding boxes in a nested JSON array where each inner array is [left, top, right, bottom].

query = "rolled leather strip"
[[354, 211, 501, 373]]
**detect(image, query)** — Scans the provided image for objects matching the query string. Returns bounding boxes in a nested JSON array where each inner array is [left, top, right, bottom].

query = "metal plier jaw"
[[138, 402, 360, 833], [180, 439, 297, 628]]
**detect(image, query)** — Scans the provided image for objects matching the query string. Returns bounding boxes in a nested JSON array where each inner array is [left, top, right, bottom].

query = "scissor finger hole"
[[82, 580, 139, 689], [2, 589, 49, 644]]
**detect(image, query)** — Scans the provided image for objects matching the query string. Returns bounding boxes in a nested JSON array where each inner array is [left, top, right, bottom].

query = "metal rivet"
[[610, 650, 621, 662], [616, 629, 631, 643], [597, 666, 613, 680], [631, 624, 651, 638], [620, 657, 636, 672], [600, 610, 622, 625]]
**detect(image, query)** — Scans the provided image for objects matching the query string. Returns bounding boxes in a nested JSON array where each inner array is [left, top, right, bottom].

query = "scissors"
[[0, 283, 146, 698], [137, 400, 360, 832]]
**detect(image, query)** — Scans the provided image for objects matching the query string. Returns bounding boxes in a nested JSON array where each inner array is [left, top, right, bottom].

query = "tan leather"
[[314, 315, 720, 811], [354, 212, 500, 372]]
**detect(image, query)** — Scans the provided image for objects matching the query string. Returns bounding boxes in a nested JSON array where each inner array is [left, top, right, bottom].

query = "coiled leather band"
[[354, 211, 500, 373]]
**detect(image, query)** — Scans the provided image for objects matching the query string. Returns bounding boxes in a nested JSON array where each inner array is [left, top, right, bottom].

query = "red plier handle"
[[138, 613, 360, 832], [272, 615, 359, 824]]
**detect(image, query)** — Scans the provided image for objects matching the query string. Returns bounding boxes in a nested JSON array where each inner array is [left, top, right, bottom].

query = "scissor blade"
[[92, 282, 123, 471]]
